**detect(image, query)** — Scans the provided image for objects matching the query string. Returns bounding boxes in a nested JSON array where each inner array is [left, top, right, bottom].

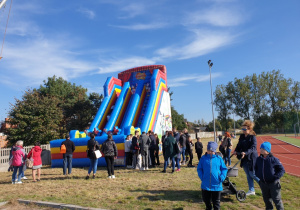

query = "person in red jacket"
[[11, 140, 25, 184], [27, 141, 43, 182]]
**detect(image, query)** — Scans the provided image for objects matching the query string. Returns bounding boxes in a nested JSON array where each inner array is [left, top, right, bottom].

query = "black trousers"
[[202, 189, 221, 210], [155, 149, 160, 165], [197, 152, 202, 161], [149, 149, 156, 166], [125, 152, 132, 166], [105, 156, 115, 176], [188, 151, 193, 166]]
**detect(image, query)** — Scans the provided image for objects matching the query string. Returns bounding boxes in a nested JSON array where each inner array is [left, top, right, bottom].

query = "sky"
[[0, 0, 299, 125]]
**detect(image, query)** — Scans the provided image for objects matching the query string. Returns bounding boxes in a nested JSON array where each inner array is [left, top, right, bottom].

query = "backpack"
[[60, 144, 66, 154]]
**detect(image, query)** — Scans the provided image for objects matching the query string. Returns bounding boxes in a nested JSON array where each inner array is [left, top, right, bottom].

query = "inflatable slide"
[[50, 65, 172, 167]]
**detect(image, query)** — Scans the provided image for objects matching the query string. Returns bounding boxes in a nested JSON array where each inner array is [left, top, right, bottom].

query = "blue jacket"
[[255, 154, 285, 183], [234, 134, 258, 170], [197, 153, 228, 191]]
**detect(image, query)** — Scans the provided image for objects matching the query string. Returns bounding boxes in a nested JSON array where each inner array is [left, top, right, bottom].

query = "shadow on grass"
[[131, 189, 236, 203]]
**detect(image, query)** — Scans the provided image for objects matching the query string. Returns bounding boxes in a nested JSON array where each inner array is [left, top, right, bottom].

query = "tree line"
[[213, 70, 300, 133]]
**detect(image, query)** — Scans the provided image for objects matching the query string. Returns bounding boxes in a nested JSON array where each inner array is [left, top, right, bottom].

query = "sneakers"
[[111, 175, 115, 179], [92, 175, 95, 179], [12, 182, 15, 184], [140, 167, 145, 171], [145, 167, 149, 170], [85, 176, 89, 180], [15, 181, 23, 184], [246, 190, 255, 196], [21, 176, 28, 180], [161, 170, 166, 173], [176, 169, 181, 172], [108, 176, 112, 179]]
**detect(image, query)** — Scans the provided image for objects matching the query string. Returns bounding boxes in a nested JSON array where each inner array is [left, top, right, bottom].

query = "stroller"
[[221, 154, 246, 202]]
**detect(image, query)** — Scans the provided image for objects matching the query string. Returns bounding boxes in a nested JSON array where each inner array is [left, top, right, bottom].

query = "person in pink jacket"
[[27, 141, 43, 182], [11, 140, 25, 184]]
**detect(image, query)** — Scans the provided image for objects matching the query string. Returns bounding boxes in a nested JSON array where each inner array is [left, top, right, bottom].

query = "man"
[[179, 129, 187, 165], [149, 131, 156, 168], [61, 134, 75, 175], [131, 130, 140, 169], [139, 131, 151, 170]]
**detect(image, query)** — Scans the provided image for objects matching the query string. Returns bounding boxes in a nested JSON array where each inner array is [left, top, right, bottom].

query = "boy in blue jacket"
[[197, 141, 228, 210], [255, 142, 285, 210]]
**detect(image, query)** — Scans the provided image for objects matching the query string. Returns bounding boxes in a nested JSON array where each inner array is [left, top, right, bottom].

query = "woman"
[[27, 141, 42, 182], [162, 131, 177, 173], [101, 134, 118, 178], [11, 140, 25, 184], [86, 133, 100, 179], [233, 120, 260, 196], [154, 134, 160, 166], [223, 132, 232, 166]]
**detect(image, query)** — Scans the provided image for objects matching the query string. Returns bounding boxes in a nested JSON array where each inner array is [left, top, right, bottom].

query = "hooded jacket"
[[27, 146, 43, 166], [162, 135, 177, 159], [12, 146, 25, 167], [255, 153, 285, 183], [197, 153, 228, 191]]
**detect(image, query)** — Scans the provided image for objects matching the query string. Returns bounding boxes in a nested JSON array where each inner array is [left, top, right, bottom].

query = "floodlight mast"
[[208, 60, 216, 142], [0, 0, 8, 9]]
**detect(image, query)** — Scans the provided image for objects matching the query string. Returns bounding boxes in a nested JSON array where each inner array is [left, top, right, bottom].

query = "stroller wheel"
[[236, 190, 246, 202]]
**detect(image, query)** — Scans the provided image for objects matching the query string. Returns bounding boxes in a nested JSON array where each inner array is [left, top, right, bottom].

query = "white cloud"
[[168, 73, 222, 87], [111, 22, 167, 30], [98, 57, 156, 74], [156, 29, 237, 60], [77, 8, 96, 19], [119, 3, 146, 19]]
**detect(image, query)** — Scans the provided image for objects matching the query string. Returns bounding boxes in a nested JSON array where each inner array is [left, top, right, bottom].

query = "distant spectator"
[[139, 131, 151, 170], [11, 140, 25, 184], [61, 134, 75, 175], [186, 136, 194, 167], [124, 135, 132, 168], [223, 132, 233, 166], [162, 131, 177, 173], [195, 137, 203, 161], [149, 132, 157, 168], [86, 133, 100, 179], [179, 129, 187, 165], [27, 141, 42, 182], [218, 134, 222, 142], [131, 130, 140, 169], [154, 133, 160, 166], [101, 134, 118, 178], [8, 142, 16, 172]]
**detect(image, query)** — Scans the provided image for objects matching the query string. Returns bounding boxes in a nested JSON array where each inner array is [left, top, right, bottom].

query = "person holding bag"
[[86, 133, 100, 179], [27, 141, 42, 182]]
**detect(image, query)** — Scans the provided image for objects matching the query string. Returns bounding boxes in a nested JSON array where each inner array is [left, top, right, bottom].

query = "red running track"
[[256, 136, 300, 177]]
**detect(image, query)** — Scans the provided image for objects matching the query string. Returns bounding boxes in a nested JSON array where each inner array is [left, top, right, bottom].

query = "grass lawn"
[[273, 136, 300, 147], [0, 136, 299, 210]]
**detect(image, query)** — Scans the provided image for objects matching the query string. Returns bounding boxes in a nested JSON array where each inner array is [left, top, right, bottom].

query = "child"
[[197, 142, 228, 210], [187, 136, 194, 167], [195, 137, 203, 161], [255, 142, 285, 210]]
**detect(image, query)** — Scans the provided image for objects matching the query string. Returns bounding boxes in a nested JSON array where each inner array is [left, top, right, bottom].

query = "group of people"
[[9, 140, 43, 184], [198, 120, 285, 210]]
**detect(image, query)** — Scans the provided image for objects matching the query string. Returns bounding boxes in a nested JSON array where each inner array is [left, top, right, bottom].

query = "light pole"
[[208, 60, 216, 142]]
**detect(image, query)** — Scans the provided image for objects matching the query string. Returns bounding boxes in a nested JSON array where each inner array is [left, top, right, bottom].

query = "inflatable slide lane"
[[50, 65, 172, 167]]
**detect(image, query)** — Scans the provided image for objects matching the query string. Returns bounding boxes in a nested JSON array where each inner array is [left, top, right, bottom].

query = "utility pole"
[[208, 60, 216, 142]]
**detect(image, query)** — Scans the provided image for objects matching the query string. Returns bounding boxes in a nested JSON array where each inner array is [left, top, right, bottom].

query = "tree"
[[171, 106, 186, 131]]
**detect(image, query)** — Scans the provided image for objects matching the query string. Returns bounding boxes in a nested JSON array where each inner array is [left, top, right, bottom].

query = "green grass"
[[0, 136, 299, 210], [273, 136, 300, 147]]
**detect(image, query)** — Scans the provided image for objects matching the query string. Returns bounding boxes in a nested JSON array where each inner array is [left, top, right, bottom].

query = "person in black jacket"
[[86, 133, 100, 179], [61, 134, 75, 175], [233, 120, 260, 196], [195, 137, 203, 161], [255, 142, 285, 210], [101, 134, 118, 178], [149, 131, 157, 168]]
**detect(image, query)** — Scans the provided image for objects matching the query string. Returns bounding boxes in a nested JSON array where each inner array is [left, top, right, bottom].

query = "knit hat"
[[207, 141, 218, 152], [260, 142, 271, 153]]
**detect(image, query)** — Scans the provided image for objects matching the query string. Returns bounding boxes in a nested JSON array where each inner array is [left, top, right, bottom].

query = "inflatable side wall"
[[50, 65, 172, 167]]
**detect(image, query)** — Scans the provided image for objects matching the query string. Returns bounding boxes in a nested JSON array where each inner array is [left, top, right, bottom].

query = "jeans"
[[12, 166, 23, 182], [175, 156, 181, 169], [164, 157, 175, 171], [243, 162, 260, 192], [181, 147, 186, 162], [105, 156, 115, 176], [63, 154, 73, 175], [202, 189, 221, 210], [224, 149, 231, 166], [88, 158, 98, 175]]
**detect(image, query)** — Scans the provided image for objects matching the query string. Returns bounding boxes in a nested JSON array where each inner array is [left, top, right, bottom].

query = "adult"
[[162, 131, 177, 173], [179, 129, 187, 165], [124, 135, 132, 168], [61, 134, 75, 175], [11, 140, 25, 184], [139, 131, 151, 170], [186, 135, 194, 167], [154, 133, 160, 166], [86, 133, 100, 179], [195, 137, 203, 161], [233, 120, 260, 196], [101, 134, 118, 178], [131, 130, 140, 169], [173, 127, 181, 171], [149, 132, 157, 168], [27, 141, 43, 182], [223, 132, 233, 166]]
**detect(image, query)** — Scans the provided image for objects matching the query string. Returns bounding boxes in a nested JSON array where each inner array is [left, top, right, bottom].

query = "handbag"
[[26, 148, 34, 168], [94, 150, 102, 158]]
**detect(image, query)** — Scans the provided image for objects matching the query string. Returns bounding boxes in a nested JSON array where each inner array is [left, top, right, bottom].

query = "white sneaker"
[[246, 190, 255, 196], [140, 167, 145, 171], [146, 167, 149, 170], [15, 181, 23, 184], [21, 176, 28, 180], [12, 182, 15, 184], [15, 179, 18, 182], [111, 175, 115, 179], [108, 176, 112, 179]]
